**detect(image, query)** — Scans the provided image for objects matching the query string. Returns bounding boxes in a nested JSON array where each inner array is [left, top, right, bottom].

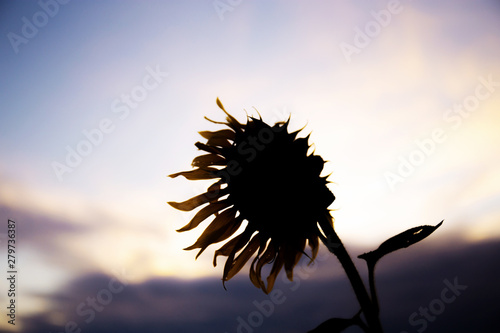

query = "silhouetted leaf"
[[359, 220, 443, 264]]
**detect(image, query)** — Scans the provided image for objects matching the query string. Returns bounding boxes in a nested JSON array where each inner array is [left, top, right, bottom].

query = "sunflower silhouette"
[[168, 98, 335, 293]]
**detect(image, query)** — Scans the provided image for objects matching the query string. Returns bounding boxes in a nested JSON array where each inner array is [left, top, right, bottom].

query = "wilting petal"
[[185, 208, 236, 247], [199, 129, 235, 141], [176, 200, 231, 232], [265, 251, 284, 294], [168, 188, 228, 211], [214, 233, 240, 266], [219, 228, 255, 272], [284, 239, 306, 280], [216, 97, 243, 132], [206, 181, 226, 205], [169, 167, 219, 180], [248, 237, 272, 288], [195, 142, 222, 154], [249, 256, 261, 289], [204, 116, 228, 126], [250, 244, 276, 290], [192, 154, 226, 167], [200, 215, 243, 249], [256, 244, 276, 281], [207, 136, 232, 148], [184, 209, 243, 258], [225, 233, 260, 281], [308, 236, 319, 262]]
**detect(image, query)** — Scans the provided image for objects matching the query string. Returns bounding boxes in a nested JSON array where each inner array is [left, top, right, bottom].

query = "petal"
[[216, 98, 243, 132], [169, 167, 219, 180], [265, 251, 284, 293], [184, 209, 243, 259], [225, 233, 260, 281], [256, 244, 276, 282], [207, 181, 226, 203], [249, 255, 262, 289], [204, 116, 227, 125], [220, 228, 254, 272], [207, 181, 221, 192], [284, 240, 306, 280], [176, 200, 231, 232], [207, 136, 232, 148], [195, 142, 222, 154], [248, 237, 272, 288], [168, 188, 228, 211], [250, 244, 276, 291], [213, 233, 242, 266], [191, 154, 226, 167], [199, 129, 235, 141], [308, 236, 319, 262]]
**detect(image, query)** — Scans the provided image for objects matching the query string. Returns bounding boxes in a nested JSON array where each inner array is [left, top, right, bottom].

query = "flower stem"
[[368, 261, 379, 315], [319, 214, 383, 333]]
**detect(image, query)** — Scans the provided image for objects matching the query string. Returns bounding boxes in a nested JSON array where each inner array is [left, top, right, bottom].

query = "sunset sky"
[[1, 1, 499, 332]]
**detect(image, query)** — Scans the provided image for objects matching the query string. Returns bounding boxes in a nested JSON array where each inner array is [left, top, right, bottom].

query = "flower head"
[[168, 98, 335, 293]]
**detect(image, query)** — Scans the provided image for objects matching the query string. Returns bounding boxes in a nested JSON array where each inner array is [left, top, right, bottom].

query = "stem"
[[353, 309, 369, 333], [318, 214, 383, 333], [368, 261, 379, 315]]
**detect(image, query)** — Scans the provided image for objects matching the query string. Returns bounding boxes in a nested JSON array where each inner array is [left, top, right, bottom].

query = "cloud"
[[19, 238, 500, 333]]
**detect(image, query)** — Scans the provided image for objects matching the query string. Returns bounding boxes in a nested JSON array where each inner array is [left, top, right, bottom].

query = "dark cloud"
[[0, 203, 98, 271], [20, 239, 500, 333]]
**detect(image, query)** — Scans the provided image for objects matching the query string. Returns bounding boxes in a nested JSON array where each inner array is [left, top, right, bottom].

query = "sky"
[[0, 0, 499, 332]]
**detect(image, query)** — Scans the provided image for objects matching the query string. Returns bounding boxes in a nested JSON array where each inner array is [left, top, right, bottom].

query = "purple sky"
[[1, 1, 499, 332]]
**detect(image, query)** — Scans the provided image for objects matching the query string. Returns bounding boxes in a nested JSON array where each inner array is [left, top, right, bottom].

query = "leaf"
[[307, 318, 357, 333], [359, 220, 443, 264]]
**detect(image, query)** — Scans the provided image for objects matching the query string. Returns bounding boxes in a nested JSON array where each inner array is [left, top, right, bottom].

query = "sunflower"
[[168, 98, 335, 294]]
